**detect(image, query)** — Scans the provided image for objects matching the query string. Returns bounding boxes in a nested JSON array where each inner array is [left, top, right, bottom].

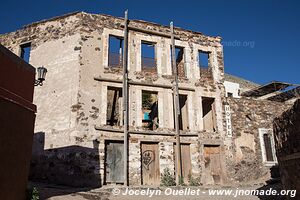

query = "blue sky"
[[1, 0, 299, 84]]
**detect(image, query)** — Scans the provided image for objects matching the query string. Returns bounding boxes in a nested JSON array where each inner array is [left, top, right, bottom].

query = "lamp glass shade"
[[37, 66, 47, 81]]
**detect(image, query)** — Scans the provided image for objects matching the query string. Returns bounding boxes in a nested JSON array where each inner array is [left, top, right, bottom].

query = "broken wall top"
[[0, 12, 222, 49]]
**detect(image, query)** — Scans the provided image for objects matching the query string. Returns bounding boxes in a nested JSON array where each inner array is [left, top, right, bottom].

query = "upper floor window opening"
[[198, 50, 212, 79], [141, 41, 157, 73], [108, 35, 124, 68], [171, 46, 186, 78]]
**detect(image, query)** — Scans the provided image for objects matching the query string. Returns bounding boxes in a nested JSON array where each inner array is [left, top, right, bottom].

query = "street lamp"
[[34, 66, 47, 86]]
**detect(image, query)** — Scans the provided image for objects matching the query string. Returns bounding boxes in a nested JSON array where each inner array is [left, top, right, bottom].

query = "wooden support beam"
[[171, 21, 183, 185], [122, 10, 129, 186]]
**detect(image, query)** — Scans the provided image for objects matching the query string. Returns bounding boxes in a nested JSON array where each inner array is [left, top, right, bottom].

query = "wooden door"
[[203, 145, 221, 184], [174, 144, 192, 182], [141, 143, 160, 185], [105, 141, 124, 183]]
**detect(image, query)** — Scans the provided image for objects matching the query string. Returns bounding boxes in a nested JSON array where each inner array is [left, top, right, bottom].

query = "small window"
[[259, 128, 277, 166], [171, 46, 186, 78], [142, 91, 158, 130], [227, 92, 233, 97], [106, 87, 123, 126], [141, 41, 156, 73], [108, 35, 124, 68], [20, 43, 31, 63]]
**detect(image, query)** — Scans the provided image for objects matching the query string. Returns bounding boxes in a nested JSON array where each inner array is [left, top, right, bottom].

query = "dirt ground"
[[32, 182, 286, 200]]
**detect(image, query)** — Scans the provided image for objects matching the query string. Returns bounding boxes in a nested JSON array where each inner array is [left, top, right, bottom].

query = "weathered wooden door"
[[174, 144, 192, 182], [105, 141, 124, 183], [141, 143, 160, 185], [203, 145, 222, 184]]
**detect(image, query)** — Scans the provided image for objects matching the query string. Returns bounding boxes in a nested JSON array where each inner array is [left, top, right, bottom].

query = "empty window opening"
[[178, 94, 189, 130], [142, 91, 158, 130], [171, 46, 186, 78], [108, 35, 124, 68], [202, 97, 216, 132], [199, 51, 210, 68], [106, 87, 123, 126], [20, 43, 31, 63], [141, 41, 156, 73], [199, 51, 212, 78]]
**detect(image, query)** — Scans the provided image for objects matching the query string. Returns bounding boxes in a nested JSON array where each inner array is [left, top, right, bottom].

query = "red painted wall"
[[0, 44, 36, 200]]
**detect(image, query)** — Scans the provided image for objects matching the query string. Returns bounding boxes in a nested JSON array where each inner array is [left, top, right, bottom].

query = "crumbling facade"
[[0, 12, 293, 187], [273, 99, 300, 199], [224, 98, 289, 183]]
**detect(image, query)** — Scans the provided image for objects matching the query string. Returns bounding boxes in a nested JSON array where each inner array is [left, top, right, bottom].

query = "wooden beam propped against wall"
[[122, 10, 129, 186]]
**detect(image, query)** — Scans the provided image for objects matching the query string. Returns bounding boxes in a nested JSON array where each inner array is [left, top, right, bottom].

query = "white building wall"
[[224, 81, 240, 98]]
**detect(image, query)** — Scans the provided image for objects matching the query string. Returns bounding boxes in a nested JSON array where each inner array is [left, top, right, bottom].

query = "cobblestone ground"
[[34, 182, 286, 200]]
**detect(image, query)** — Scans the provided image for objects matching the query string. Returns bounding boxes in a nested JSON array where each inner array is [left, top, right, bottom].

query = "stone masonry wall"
[[273, 99, 300, 199], [0, 12, 227, 187], [224, 97, 291, 184]]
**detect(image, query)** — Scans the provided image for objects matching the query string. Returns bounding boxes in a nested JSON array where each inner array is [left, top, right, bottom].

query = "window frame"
[[258, 128, 278, 166]]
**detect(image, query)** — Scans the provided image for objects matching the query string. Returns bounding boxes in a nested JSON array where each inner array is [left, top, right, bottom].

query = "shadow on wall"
[[255, 182, 284, 200], [29, 132, 101, 196], [255, 165, 289, 200], [269, 165, 280, 181]]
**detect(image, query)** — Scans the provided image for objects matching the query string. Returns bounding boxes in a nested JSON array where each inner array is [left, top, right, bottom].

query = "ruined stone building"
[[0, 12, 297, 187], [274, 99, 300, 199]]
